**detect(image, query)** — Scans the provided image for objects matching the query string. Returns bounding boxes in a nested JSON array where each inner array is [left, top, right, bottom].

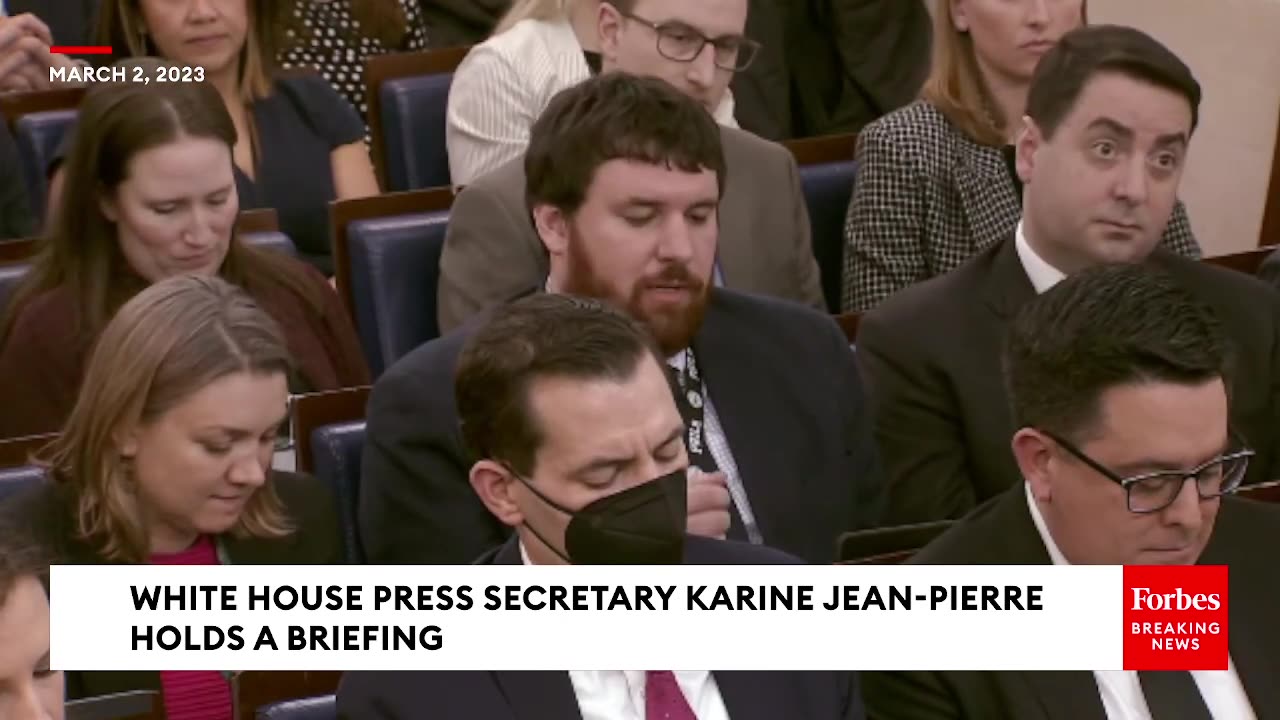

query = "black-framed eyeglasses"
[[616, 10, 761, 72], [1041, 430, 1254, 514]]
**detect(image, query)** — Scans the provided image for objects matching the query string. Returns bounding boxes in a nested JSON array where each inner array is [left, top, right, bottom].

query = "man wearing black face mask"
[[337, 294, 865, 720]]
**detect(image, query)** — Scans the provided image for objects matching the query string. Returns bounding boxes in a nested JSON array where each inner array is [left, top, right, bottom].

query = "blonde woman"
[[840, 0, 1201, 312], [2, 274, 340, 714], [445, 0, 739, 186]]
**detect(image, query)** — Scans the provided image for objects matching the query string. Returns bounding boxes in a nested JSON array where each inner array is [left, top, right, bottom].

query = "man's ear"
[[598, 1, 623, 61], [1015, 115, 1043, 186], [470, 460, 524, 528], [532, 204, 570, 257], [1012, 427, 1056, 503]]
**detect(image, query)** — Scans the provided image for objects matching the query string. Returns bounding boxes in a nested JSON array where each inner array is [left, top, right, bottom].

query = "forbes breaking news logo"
[[1123, 565, 1228, 671]]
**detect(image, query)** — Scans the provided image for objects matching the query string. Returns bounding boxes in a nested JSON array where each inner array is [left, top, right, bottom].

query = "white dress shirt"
[[1023, 484, 1257, 720], [445, 17, 739, 186], [1014, 219, 1067, 294], [517, 544, 732, 719]]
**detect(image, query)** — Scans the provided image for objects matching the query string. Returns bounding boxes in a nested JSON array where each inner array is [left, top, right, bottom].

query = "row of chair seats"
[[7, 69, 859, 319]]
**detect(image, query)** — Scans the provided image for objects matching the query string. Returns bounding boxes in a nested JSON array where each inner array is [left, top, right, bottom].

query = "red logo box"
[[1123, 565, 1228, 671]]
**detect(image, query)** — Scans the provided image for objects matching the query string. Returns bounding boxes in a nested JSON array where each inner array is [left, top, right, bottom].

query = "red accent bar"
[[50, 46, 114, 55]]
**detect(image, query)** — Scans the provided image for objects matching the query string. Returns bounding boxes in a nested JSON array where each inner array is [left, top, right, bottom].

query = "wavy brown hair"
[[0, 77, 324, 344], [38, 275, 295, 563], [922, 0, 1088, 147]]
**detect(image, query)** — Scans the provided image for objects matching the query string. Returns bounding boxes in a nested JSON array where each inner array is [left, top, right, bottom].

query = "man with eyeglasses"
[[437, 0, 829, 334], [863, 263, 1280, 719]]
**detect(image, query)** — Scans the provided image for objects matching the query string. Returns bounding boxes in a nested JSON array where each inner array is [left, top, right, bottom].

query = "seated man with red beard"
[[358, 72, 884, 565]]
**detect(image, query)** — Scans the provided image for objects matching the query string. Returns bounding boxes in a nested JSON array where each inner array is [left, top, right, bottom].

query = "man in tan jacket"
[[436, 0, 825, 332]]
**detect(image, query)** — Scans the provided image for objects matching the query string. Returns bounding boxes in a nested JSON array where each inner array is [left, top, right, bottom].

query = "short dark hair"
[[0, 521, 47, 608], [1003, 264, 1229, 442], [525, 72, 726, 217], [604, 0, 638, 13], [1027, 25, 1201, 139], [456, 294, 667, 475]]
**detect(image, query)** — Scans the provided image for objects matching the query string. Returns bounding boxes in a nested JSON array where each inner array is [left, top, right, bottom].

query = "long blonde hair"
[[38, 275, 295, 563], [493, 0, 576, 36], [922, 0, 1088, 147]]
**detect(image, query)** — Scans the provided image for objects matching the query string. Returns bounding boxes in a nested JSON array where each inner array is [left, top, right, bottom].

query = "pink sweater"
[[149, 536, 233, 720]]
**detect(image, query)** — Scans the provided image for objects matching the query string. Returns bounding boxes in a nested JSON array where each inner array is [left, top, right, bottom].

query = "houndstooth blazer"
[[840, 100, 1202, 312]]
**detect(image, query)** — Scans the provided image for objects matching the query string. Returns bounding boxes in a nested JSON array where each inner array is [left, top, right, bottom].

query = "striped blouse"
[[445, 17, 738, 186]]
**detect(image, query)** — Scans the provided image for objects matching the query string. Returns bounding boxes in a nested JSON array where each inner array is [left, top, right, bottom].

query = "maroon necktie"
[[645, 671, 698, 720]]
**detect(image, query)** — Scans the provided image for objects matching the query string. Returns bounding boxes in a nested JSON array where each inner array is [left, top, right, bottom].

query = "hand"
[[0, 14, 54, 92], [686, 468, 730, 539]]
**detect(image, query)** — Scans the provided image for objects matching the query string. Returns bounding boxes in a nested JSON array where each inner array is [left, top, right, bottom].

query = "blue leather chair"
[[256, 694, 336, 720], [0, 262, 29, 314], [13, 110, 77, 221], [310, 421, 366, 563], [379, 73, 454, 190], [0, 465, 43, 504], [346, 210, 449, 376], [798, 161, 857, 313], [242, 231, 298, 257]]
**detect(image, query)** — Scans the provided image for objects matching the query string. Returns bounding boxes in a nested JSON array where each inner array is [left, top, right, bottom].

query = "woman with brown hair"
[[0, 526, 61, 720], [2, 273, 341, 712], [840, 0, 1201, 312], [269, 0, 430, 138], [0, 78, 369, 440], [86, 0, 381, 273]]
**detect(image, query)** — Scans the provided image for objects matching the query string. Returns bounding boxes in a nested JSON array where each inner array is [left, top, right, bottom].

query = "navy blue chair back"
[[0, 262, 28, 313], [255, 694, 336, 720], [242, 230, 298, 256], [0, 465, 43, 504], [380, 73, 454, 190], [346, 210, 449, 375], [13, 109, 76, 220], [310, 421, 366, 563], [799, 161, 857, 313]]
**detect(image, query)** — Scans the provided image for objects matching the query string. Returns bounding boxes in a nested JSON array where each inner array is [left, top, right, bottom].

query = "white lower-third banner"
[[49, 564, 1162, 671]]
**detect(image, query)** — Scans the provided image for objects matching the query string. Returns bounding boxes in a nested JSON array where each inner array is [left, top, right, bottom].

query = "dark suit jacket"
[[417, 0, 509, 48], [784, 0, 931, 139], [858, 234, 1280, 525], [862, 488, 1280, 719], [0, 121, 34, 241], [9, 0, 99, 46], [338, 534, 864, 720], [436, 127, 824, 333], [0, 471, 342, 700], [360, 287, 884, 565]]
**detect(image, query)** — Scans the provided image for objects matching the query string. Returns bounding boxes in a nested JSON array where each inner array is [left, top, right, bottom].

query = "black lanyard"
[[672, 349, 718, 473]]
